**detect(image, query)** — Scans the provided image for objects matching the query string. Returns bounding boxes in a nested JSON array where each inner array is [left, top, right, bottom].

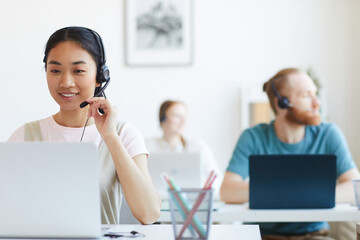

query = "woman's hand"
[[85, 97, 118, 139]]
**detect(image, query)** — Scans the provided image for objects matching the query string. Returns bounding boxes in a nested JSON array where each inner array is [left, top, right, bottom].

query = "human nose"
[[59, 72, 75, 88], [180, 117, 187, 126], [312, 95, 320, 107]]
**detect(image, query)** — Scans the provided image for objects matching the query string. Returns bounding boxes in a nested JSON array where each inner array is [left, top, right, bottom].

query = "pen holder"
[[168, 188, 214, 240]]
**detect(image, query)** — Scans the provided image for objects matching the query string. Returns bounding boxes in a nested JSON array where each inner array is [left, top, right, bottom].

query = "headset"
[[160, 115, 166, 123], [79, 28, 110, 141], [270, 81, 292, 109], [79, 28, 110, 112]]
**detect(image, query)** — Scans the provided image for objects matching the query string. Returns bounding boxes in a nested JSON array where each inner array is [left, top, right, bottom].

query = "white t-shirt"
[[8, 116, 148, 159], [145, 137, 223, 193]]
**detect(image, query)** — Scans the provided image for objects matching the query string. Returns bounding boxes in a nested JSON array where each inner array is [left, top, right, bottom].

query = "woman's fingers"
[[88, 104, 97, 118], [85, 97, 118, 138], [86, 97, 112, 115]]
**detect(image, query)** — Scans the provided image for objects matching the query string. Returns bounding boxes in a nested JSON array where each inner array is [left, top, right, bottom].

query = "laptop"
[[148, 152, 203, 199], [0, 142, 102, 238], [249, 154, 336, 209]]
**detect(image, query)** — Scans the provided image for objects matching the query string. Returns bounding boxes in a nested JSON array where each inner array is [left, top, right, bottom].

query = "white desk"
[[0, 225, 260, 240], [159, 202, 360, 223], [104, 224, 261, 240]]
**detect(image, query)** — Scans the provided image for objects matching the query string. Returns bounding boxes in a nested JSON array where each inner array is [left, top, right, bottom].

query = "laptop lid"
[[0, 142, 101, 238], [249, 154, 336, 209], [148, 152, 202, 199]]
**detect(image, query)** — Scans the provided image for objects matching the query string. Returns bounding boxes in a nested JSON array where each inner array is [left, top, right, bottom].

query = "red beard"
[[286, 107, 321, 126]]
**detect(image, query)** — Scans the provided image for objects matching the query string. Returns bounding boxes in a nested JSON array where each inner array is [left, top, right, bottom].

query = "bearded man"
[[220, 68, 360, 240]]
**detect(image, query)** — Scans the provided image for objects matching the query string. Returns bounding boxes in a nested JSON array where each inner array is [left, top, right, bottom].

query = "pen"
[[177, 172, 217, 239], [104, 230, 145, 238], [163, 174, 197, 236], [165, 175, 207, 238]]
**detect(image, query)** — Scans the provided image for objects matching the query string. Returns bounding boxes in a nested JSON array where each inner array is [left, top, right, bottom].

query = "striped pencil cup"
[[168, 188, 214, 240]]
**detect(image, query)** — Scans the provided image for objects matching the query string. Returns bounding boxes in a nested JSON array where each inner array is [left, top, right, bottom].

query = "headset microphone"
[[79, 79, 110, 109]]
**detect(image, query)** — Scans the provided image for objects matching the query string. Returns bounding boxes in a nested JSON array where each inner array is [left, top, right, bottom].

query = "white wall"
[[1, 0, 360, 169]]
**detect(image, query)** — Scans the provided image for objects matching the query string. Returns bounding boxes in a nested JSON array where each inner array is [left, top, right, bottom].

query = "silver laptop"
[[0, 142, 102, 238], [148, 152, 203, 199]]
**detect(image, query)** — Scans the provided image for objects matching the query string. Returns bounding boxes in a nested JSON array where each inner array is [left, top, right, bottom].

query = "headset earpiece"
[[270, 81, 291, 109], [277, 96, 291, 109], [92, 29, 110, 84], [99, 65, 110, 83], [160, 116, 166, 123]]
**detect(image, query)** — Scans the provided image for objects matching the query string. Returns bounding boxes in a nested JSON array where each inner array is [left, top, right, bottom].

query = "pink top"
[[8, 116, 148, 158]]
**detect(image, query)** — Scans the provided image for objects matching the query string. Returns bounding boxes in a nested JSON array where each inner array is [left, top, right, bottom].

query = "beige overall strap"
[[116, 121, 126, 135], [98, 121, 126, 224], [24, 121, 43, 141], [98, 122, 126, 151]]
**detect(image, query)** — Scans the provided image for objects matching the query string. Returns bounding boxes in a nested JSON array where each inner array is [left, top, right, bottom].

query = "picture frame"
[[125, 0, 193, 66]]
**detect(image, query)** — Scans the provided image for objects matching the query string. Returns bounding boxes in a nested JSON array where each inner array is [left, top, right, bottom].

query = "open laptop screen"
[[0, 142, 101, 238], [148, 152, 202, 199], [249, 154, 336, 209]]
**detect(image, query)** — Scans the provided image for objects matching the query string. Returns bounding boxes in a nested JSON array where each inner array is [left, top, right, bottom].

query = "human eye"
[[50, 69, 60, 73], [74, 69, 85, 74], [300, 92, 311, 98]]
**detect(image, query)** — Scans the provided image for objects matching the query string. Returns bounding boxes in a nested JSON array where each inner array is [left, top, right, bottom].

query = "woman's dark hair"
[[43, 26, 104, 83]]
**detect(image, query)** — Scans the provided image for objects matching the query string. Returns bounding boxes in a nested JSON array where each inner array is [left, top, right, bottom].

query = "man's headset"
[[79, 28, 110, 112], [269, 81, 292, 109]]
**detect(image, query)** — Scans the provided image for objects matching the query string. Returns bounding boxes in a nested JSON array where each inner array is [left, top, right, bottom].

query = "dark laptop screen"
[[249, 154, 336, 209]]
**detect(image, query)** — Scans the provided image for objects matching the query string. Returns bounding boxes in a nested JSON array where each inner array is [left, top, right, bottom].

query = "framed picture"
[[125, 0, 193, 66]]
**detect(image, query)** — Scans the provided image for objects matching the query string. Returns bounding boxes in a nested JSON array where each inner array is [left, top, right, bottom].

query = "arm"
[[220, 171, 249, 203], [336, 168, 360, 203], [86, 97, 161, 224], [104, 137, 161, 224], [325, 124, 360, 203], [220, 129, 255, 203]]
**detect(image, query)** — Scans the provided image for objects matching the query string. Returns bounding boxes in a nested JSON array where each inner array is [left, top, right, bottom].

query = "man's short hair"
[[263, 68, 302, 115]]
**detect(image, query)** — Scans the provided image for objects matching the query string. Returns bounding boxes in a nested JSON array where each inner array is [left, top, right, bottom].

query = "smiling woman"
[[7, 26, 161, 225], [46, 41, 98, 117]]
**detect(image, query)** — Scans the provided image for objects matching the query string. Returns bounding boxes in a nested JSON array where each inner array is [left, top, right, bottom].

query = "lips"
[[59, 92, 79, 99]]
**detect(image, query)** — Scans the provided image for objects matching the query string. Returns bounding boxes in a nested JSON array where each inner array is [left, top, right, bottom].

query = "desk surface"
[[159, 202, 360, 223], [104, 224, 261, 240], [0, 225, 261, 240]]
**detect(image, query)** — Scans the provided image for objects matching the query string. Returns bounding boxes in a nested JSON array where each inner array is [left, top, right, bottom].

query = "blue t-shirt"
[[227, 121, 356, 236]]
